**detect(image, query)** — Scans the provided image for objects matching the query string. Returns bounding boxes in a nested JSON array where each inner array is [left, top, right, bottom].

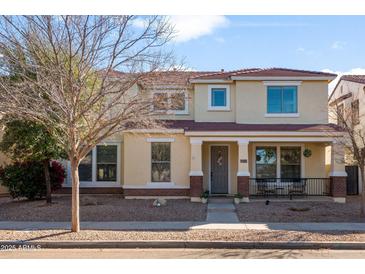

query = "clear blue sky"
[[170, 16, 364, 74]]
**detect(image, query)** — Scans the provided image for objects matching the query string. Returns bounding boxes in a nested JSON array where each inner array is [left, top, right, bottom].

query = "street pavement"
[[2, 248, 365, 259]]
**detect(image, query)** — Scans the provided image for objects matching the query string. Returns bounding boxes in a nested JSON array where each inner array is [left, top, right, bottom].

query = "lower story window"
[[255, 146, 302, 178], [79, 151, 93, 181], [97, 145, 117, 181], [280, 147, 301, 178], [151, 142, 171, 182], [78, 144, 119, 183], [256, 147, 277, 178]]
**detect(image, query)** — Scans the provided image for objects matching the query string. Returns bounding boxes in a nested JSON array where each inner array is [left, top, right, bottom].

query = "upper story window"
[[267, 86, 298, 114], [152, 90, 188, 115], [208, 85, 230, 111]]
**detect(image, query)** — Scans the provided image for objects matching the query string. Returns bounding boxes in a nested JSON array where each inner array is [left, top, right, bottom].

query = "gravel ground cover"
[[236, 196, 364, 222], [0, 195, 207, 222], [1, 229, 365, 242]]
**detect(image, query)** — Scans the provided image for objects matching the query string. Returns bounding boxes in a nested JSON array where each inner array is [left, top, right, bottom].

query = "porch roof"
[[164, 120, 342, 133]]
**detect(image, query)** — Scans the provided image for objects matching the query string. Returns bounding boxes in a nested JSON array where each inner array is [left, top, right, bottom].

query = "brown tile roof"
[[340, 75, 365, 85], [109, 68, 336, 88], [191, 68, 337, 80], [164, 120, 342, 132]]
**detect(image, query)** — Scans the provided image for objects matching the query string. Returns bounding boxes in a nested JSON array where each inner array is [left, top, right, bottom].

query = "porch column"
[[189, 139, 203, 202], [237, 139, 250, 202], [330, 141, 347, 203]]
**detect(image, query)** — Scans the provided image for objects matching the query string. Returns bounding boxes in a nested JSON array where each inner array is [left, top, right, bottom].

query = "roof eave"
[[189, 79, 234, 84]]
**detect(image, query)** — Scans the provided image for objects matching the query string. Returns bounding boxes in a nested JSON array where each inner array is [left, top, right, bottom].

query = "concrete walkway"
[[1, 221, 365, 231], [206, 200, 239, 223]]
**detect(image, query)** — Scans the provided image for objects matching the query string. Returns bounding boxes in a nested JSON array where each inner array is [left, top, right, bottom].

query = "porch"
[[188, 135, 347, 203]]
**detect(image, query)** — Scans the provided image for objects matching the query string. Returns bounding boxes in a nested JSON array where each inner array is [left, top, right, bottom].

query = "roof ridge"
[[189, 68, 261, 79]]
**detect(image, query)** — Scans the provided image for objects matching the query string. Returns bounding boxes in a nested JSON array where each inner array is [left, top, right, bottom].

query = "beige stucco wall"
[[123, 133, 190, 188], [235, 80, 329, 124], [304, 143, 327, 178], [194, 83, 236, 122]]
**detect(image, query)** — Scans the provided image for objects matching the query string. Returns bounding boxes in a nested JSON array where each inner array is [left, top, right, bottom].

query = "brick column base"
[[190, 176, 203, 202], [330, 176, 346, 203], [237, 176, 250, 202]]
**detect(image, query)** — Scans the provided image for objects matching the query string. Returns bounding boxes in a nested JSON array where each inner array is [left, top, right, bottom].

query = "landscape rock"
[[80, 196, 98, 206], [153, 198, 167, 207]]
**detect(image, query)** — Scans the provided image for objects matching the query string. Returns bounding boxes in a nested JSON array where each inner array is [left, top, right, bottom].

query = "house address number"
[[240, 159, 247, 163]]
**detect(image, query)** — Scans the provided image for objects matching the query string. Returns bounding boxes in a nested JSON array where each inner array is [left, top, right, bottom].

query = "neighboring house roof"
[[190, 68, 337, 81], [165, 120, 342, 132], [340, 75, 365, 85], [328, 75, 365, 102]]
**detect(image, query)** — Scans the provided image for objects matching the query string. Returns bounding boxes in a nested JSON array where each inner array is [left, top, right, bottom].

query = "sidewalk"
[[1, 221, 365, 231]]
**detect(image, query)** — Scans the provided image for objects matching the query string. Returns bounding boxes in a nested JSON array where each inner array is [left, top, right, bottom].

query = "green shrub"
[[0, 161, 65, 200]]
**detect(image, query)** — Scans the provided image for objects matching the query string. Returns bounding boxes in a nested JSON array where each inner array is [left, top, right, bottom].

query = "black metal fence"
[[249, 178, 330, 199]]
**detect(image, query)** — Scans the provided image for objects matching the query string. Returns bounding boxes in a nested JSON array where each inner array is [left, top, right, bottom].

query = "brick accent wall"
[[237, 176, 250, 197], [123, 188, 189, 196], [56, 187, 123, 195], [330, 176, 347, 197], [190, 176, 203, 197]]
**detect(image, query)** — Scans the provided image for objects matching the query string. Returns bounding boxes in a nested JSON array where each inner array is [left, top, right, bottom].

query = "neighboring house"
[[60, 67, 347, 203], [328, 75, 365, 195]]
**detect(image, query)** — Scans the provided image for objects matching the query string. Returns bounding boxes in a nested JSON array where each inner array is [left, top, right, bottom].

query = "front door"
[[210, 146, 229, 194]]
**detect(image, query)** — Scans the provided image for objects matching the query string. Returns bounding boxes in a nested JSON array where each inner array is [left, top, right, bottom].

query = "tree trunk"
[[360, 166, 365, 218], [43, 159, 52, 204], [71, 159, 80, 232]]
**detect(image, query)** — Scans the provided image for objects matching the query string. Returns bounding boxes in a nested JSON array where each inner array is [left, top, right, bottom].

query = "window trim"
[[152, 90, 189, 115], [266, 85, 299, 115], [208, 85, 231, 111]]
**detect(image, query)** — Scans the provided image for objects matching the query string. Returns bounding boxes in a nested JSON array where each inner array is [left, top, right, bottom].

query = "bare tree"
[[0, 16, 176, 232], [329, 95, 365, 216]]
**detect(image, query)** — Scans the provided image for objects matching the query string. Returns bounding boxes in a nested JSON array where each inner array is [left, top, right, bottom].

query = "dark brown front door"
[[210, 146, 229, 194]]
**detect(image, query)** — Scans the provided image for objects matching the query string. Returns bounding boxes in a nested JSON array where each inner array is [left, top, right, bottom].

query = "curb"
[[2, 240, 365, 250]]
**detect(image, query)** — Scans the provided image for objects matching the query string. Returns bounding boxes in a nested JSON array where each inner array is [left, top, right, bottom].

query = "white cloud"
[[322, 68, 365, 94], [331, 41, 347, 50], [168, 15, 229, 43], [296, 47, 315, 56]]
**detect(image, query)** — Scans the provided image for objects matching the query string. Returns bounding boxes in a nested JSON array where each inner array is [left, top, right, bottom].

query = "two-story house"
[[328, 75, 365, 195], [60, 67, 347, 203]]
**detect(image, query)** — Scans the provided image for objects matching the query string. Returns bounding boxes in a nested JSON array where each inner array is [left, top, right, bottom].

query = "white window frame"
[[152, 90, 189, 115], [263, 81, 300, 117], [208, 85, 231, 111], [66, 142, 121, 187]]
